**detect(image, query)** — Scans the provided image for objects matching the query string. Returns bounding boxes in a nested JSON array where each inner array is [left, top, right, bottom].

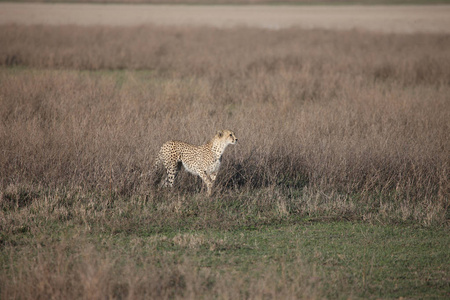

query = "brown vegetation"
[[1, 25, 449, 206], [0, 231, 325, 299], [0, 24, 449, 299]]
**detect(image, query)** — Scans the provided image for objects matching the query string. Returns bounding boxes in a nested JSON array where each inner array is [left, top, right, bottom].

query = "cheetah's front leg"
[[199, 171, 213, 196], [210, 172, 218, 183]]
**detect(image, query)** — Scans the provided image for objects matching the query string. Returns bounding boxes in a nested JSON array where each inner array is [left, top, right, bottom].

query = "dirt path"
[[1, 3, 450, 33]]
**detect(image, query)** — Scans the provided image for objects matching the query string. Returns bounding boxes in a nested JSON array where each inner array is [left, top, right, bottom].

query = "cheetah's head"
[[216, 129, 238, 145]]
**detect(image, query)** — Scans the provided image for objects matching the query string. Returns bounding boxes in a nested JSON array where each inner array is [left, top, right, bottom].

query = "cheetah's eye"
[[229, 134, 232, 137]]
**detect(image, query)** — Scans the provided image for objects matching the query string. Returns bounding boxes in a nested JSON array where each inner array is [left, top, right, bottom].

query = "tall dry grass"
[[0, 24, 449, 299], [0, 25, 449, 225]]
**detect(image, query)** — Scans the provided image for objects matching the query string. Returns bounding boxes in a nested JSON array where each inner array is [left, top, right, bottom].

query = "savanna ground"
[[2, 3, 450, 33], [1, 3, 450, 299]]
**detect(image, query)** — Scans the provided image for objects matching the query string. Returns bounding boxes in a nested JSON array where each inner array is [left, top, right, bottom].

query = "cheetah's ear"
[[216, 130, 223, 138]]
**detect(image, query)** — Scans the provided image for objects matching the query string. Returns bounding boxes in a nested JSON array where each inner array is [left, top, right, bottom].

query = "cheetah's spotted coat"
[[155, 130, 237, 195]]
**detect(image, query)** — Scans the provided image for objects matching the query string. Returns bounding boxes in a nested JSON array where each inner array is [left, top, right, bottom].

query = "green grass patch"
[[1, 190, 449, 299]]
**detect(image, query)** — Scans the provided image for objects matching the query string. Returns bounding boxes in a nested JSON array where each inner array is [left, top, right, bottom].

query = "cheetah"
[[155, 130, 238, 195]]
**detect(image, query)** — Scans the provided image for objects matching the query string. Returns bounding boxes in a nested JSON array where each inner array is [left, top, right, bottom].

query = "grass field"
[[3, 4, 450, 33], [0, 23, 449, 298]]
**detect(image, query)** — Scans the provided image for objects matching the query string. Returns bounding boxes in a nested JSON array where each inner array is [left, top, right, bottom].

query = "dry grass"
[[1, 26, 449, 226], [1, 26, 449, 219], [0, 26, 449, 298], [1, 22, 449, 299], [1, 228, 326, 300], [2, 187, 448, 299]]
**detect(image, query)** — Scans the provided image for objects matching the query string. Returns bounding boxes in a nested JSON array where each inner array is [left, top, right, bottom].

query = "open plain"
[[1, 3, 449, 299], [2, 3, 450, 33]]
